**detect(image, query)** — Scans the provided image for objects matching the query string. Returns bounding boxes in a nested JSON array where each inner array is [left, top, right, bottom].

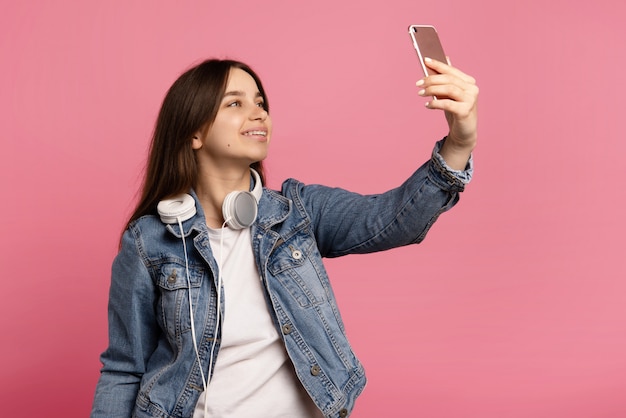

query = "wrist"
[[438, 135, 475, 171], [444, 133, 477, 153]]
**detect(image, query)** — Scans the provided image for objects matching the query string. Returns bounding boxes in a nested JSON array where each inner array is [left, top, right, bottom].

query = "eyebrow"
[[222, 90, 263, 99]]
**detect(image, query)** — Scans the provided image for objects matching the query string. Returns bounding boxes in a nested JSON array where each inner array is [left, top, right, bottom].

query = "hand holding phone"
[[408, 24, 479, 166]]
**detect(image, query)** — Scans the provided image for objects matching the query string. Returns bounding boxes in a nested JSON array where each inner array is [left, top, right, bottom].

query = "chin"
[[250, 151, 269, 162]]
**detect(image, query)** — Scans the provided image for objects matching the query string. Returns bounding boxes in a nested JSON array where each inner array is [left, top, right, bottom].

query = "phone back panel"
[[409, 25, 447, 76]]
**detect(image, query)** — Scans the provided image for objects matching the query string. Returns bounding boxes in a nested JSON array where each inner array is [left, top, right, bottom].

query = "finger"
[[420, 79, 477, 106], [424, 58, 476, 85], [419, 83, 465, 103], [418, 73, 476, 98], [427, 87, 477, 115], [425, 97, 475, 121]]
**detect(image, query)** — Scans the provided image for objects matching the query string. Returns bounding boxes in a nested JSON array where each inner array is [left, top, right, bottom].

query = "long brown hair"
[[124, 59, 269, 234]]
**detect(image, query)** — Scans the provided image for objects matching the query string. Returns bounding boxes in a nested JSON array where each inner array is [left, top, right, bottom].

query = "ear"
[[191, 133, 203, 150]]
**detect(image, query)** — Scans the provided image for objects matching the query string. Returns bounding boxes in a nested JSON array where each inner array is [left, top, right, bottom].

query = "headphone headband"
[[249, 168, 262, 202], [157, 168, 262, 228]]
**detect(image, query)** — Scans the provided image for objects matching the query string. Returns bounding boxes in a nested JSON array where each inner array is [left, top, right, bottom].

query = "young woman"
[[91, 58, 478, 418]]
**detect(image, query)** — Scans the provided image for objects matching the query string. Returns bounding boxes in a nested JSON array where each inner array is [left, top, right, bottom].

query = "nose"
[[249, 105, 268, 121]]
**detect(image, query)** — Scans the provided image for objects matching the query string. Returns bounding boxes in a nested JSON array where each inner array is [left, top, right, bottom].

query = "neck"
[[195, 167, 252, 229]]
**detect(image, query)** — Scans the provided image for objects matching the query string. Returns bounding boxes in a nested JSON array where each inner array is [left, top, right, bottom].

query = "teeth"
[[245, 131, 266, 136]]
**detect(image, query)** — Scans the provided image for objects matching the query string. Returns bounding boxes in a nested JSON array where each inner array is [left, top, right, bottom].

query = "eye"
[[256, 100, 265, 108], [227, 100, 241, 107]]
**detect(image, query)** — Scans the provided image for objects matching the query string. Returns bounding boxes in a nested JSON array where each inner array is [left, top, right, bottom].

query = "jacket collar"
[[255, 189, 291, 230]]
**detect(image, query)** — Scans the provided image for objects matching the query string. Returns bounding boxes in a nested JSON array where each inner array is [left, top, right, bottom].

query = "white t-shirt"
[[193, 226, 323, 418]]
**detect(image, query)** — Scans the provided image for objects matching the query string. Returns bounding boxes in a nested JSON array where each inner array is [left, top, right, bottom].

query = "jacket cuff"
[[429, 138, 474, 192]]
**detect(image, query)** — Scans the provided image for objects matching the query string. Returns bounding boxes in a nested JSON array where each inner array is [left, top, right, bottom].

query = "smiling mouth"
[[243, 130, 267, 137]]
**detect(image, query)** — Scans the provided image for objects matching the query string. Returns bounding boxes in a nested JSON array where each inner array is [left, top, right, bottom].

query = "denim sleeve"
[[295, 139, 473, 258], [91, 228, 159, 418]]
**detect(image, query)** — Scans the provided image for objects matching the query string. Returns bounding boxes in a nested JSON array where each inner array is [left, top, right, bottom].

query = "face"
[[192, 67, 272, 170]]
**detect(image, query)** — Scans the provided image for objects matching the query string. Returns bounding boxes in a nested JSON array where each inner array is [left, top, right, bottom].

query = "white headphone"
[[156, 168, 262, 229]]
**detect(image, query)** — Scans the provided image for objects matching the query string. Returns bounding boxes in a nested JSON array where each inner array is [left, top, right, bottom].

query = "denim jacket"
[[92, 141, 472, 418]]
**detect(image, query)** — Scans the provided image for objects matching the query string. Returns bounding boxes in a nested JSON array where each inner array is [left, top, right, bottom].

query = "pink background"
[[1, 1, 625, 417]]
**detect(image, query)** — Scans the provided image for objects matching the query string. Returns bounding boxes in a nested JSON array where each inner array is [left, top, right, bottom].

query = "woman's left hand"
[[417, 57, 479, 170]]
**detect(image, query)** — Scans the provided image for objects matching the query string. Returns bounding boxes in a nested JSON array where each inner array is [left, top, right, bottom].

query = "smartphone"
[[408, 25, 447, 77]]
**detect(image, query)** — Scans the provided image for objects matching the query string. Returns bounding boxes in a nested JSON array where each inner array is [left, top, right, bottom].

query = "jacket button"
[[281, 324, 293, 334], [167, 270, 177, 283], [310, 365, 321, 376], [339, 409, 348, 418], [291, 249, 302, 260]]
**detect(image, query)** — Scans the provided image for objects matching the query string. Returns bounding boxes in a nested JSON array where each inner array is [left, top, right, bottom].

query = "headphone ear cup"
[[157, 194, 196, 224], [222, 191, 258, 229]]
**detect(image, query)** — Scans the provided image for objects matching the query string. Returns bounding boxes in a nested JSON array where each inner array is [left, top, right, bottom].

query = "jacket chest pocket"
[[267, 236, 327, 308], [155, 260, 205, 338]]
